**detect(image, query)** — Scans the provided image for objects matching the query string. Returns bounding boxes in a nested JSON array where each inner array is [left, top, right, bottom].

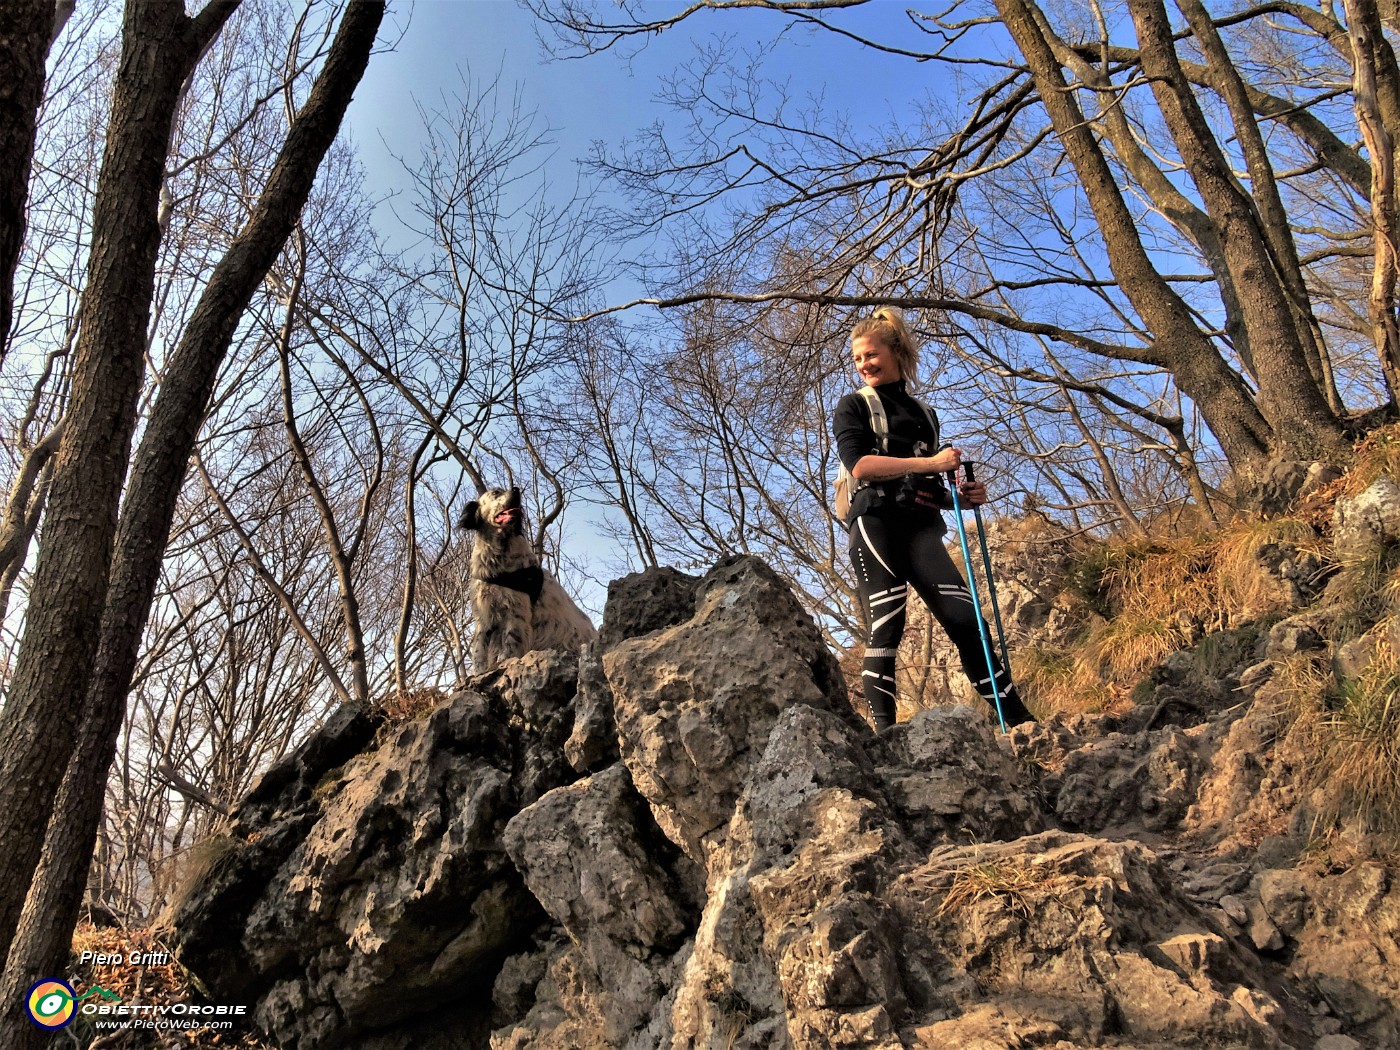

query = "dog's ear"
[[458, 500, 481, 531]]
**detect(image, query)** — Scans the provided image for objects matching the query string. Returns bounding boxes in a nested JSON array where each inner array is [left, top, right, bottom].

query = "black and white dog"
[[458, 486, 597, 672]]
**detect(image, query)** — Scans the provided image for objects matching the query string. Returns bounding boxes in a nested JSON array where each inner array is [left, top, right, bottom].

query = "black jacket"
[[833, 380, 953, 525]]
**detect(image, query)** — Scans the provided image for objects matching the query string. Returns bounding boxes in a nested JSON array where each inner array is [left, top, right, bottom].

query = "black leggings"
[[848, 511, 1033, 730]]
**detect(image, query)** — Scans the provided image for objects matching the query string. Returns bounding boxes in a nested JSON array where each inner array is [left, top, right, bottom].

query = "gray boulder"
[[603, 555, 853, 871], [170, 654, 583, 1050], [167, 555, 1390, 1050], [1333, 475, 1400, 559]]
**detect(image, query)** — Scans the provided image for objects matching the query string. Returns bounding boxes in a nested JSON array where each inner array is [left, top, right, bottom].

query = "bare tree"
[[0, 1, 384, 1030], [529, 0, 1393, 492], [0, 0, 72, 353], [0, 0, 244, 971]]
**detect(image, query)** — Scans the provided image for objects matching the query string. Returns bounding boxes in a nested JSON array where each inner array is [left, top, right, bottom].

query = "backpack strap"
[[857, 385, 888, 451], [915, 399, 940, 451], [838, 387, 942, 521], [857, 385, 939, 452]]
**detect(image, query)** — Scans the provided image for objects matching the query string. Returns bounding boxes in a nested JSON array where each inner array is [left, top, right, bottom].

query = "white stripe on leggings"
[[856, 516, 896, 577]]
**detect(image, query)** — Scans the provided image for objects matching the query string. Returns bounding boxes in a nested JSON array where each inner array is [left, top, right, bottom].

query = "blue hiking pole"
[[963, 461, 1016, 699], [946, 464, 1007, 733]]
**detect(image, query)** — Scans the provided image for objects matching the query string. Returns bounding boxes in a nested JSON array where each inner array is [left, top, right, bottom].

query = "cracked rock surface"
[[171, 555, 1399, 1049]]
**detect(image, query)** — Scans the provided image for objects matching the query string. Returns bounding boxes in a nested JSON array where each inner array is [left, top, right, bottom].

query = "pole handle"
[[963, 460, 978, 483]]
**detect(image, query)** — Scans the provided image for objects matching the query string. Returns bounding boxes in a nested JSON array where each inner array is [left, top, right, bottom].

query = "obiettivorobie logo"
[[25, 979, 119, 1029], [24, 976, 247, 1034]]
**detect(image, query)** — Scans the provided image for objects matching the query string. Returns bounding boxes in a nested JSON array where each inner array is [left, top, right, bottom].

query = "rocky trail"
[[166, 539, 1400, 1050]]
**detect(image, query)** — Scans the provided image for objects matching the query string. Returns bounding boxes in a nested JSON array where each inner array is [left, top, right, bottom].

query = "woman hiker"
[[833, 306, 1036, 732]]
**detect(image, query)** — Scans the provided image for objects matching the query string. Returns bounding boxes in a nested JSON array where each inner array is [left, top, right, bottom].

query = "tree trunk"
[[0, 3, 384, 1030], [1074, 38, 1375, 202], [995, 0, 1277, 483], [1048, 29, 1259, 381], [1126, 0, 1348, 461], [0, 0, 57, 353], [1176, 0, 1342, 414], [277, 243, 373, 709], [1344, 0, 1400, 402], [0, 423, 61, 626], [0, 0, 239, 968]]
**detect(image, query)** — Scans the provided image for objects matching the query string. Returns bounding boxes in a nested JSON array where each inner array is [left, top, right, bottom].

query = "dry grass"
[[935, 859, 1049, 921], [156, 833, 239, 931], [1214, 516, 1331, 613], [1337, 423, 1400, 498], [1319, 642, 1400, 835], [911, 435, 1400, 831], [1327, 545, 1400, 644], [1044, 534, 1212, 704], [1293, 423, 1400, 535], [1074, 515, 1325, 624], [1016, 643, 1119, 718], [1083, 613, 1183, 683], [894, 512, 1331, 718], [1252, 613, 1400, 840], [1105, 534, 1218, 618], [1045, 515, 1334, 705], [1258, 650, 1335, 722], [378, 686, 448, 722]]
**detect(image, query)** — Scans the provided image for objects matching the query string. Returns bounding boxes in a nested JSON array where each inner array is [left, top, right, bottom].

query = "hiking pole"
[[946, 463, 1008, 734], [963, 461, 1017, 701]]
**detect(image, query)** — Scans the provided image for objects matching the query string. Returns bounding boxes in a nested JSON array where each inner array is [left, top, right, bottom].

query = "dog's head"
[[459, 486, 524, 537]]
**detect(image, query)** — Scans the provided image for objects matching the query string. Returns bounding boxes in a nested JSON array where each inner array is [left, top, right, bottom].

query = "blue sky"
[[349, 0, 667, 199], [337, 0, 981, 607], [346, 0, 948, 233]]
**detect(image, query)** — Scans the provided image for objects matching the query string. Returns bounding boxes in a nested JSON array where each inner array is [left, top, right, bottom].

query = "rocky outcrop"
[[171, 555, 1398, 1050], [1256, 459, 1343, 518], [169, 656, 578, 1049], [1333, 475, 1400, 560]]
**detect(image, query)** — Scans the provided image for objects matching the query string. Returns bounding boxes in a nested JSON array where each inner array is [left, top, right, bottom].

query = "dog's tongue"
[[495, 509, 519, 526]]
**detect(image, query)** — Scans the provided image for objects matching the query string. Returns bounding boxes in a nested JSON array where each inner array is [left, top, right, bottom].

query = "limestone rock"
[[596, 565, 700, 649], [671, 703, 914, 1050], [1263, 614, 1329, 660], [1185, 695, 1312, 853], [877, 705, 1044, 849], [166, 703, 383, 1001], [564, 642, 617, 773], [1257, 868, 1310, 939], [501, 763, 702, 1045], [171, 656, 583, 1050], [1333, 475, 1400, 560], [1236, 541, 1335, 617], [603, 555, 853, 871], [1277, 865, 1400, 1047], [166, 555, 1395, 1050], [1257, 459, 1342, 517], [1030, 723, 1201, 834], [964, 518, 1077, 645], [890, 831, 1304, 1047], [495, 649, 583, 805]]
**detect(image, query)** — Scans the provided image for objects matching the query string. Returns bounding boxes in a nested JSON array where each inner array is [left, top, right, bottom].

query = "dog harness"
[[479, 565, 545, 604]]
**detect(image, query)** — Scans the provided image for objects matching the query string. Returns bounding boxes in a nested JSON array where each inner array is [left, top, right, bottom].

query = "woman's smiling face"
[[852, 334, 901, 387]]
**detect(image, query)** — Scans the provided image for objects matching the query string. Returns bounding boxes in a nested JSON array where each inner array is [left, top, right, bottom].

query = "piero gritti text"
[[80, 949, 172, 966]]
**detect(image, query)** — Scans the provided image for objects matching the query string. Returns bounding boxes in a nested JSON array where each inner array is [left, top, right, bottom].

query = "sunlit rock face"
[[172, 555, 1394, 1050]]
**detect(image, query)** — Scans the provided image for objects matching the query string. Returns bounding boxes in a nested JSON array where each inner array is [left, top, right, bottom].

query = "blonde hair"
[[851, 306, 920, 389]]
